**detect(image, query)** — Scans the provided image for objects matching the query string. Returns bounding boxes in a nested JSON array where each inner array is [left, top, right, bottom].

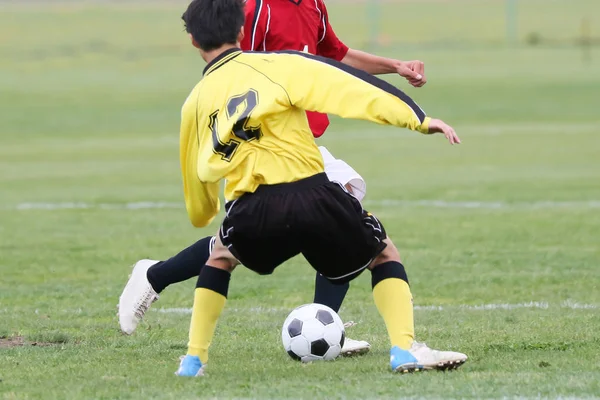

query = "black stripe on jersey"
[[277, 50, 426, 123], [203, 48, 242, 76], [250, 0, 263, 50]]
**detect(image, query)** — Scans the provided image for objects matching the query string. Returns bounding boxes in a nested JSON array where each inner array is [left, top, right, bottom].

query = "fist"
[[397, 60, 426, 87]]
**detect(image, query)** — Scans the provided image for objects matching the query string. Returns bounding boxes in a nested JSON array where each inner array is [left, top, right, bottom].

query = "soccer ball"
[[281, 303, 345, 362]]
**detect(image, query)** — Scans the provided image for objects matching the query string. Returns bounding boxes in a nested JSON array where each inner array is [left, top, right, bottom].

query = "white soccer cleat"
[[408, 341, 467, 371], [341, 337, 371, 356], [118, 259, 160, 335], [339, 321, 370, 356]]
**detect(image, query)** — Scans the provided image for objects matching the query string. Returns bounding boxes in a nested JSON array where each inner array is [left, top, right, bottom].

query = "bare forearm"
[[340, 48, 426, 88], [340, 48, 400, 75]]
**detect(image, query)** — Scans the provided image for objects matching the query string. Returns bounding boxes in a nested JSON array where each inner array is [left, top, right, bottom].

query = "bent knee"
[[208, 248, 239, 272], [371, 238, 401, 267]]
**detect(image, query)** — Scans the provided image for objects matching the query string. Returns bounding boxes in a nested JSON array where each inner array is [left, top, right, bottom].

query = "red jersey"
[[241, 0, 349, 137]]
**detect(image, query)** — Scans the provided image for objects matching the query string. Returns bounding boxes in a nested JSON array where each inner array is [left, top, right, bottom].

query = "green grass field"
[[1, 1, 600, 399]]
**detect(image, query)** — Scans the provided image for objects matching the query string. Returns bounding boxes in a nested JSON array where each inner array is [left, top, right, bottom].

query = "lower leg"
[[187, 265, 231, 363], [146, 236, 214, 293], [369, 240, 414, 350], [185, 234, 238, 365], [371, 261, 414, 350], [313, 273, 349, 313]]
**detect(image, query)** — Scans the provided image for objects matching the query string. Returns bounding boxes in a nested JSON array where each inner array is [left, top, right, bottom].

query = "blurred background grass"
[[2, 0, 599, 139]]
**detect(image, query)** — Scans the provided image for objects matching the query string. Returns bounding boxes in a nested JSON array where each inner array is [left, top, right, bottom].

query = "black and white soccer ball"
[[281, 303, 345, 362]]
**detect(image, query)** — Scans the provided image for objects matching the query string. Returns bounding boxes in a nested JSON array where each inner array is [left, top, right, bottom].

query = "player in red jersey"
[[242, 0, 426, 138], [119, 0, 429, 357]]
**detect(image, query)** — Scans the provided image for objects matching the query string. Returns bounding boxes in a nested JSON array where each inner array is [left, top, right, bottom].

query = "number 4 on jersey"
[[210, 89, 262, 161]]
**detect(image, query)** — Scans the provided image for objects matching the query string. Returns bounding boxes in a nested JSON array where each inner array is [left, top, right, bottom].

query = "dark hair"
[[182, 0, 245, 52]]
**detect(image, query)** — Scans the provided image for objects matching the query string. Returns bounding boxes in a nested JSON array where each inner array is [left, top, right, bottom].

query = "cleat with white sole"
[[408, 341, 467, 371], [339, 321, 370, 357], [341, 337, 371, 356], [176, 355, 205, 377], [390, 341, 468, 373], [118, 259, 160, 335]]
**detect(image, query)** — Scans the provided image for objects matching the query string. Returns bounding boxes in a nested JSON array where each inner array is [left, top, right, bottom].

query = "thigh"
[[319, 146, 367, 202], [219, 195, 301, 275], [298, 183, 387, 283]]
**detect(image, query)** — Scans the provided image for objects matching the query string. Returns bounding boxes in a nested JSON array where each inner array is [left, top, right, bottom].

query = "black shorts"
[[219, 173, 387, 283]]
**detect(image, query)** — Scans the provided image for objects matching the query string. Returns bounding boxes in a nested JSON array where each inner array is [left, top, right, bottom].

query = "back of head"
[[182, 0, 245, 52]]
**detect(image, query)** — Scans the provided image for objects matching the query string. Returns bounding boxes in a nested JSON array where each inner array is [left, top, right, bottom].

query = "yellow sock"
[[373, 278, 414, 350], [187, 287, 226, 364]]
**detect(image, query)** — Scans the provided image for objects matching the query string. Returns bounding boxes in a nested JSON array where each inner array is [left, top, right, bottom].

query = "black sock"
[[313, 273, 350, 313], [146, 236, 214, 293], [196, 265, 231, 295], [371, 261, 409, 287]]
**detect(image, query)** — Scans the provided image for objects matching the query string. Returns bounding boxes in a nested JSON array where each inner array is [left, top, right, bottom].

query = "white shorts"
[[319, 146, 367, 202]]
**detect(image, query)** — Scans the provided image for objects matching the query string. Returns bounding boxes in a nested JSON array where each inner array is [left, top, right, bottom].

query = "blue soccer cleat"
[[175, 355, 205, 377], [390, 342, 468, 373], [390, 346, 424, 373]]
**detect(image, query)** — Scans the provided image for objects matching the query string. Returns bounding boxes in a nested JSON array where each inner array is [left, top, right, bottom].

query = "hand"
[[427, 118, 461, 144], [396, 60, 426, 87]]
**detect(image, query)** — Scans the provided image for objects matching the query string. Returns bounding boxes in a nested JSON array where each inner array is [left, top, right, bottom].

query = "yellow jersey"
[[180, 48, 431, 227]]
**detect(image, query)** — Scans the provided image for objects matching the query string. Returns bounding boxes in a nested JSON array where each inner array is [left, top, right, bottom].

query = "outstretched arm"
[[341, 49, 426, 87], [271, 52, 459, 144], [315, 0, 426, 87]]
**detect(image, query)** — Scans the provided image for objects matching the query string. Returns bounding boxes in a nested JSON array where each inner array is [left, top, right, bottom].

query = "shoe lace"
[[133, 288, 158, 319]]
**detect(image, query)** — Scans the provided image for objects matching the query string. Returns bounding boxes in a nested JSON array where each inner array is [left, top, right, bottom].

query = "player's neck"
[[200, 44, 240, 65]]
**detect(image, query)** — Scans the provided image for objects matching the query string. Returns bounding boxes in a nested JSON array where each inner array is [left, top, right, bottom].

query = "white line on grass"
[[0, 302, 595, 316], [369, 199, 600, 210], [13, 202, 183, 210], [152, 301, 596, 315], [9, 200, 600, 211]]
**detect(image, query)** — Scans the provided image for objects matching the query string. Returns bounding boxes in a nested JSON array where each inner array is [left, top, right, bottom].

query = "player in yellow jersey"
[[169, 0, 467, 376], [119, 0, 429, 357]]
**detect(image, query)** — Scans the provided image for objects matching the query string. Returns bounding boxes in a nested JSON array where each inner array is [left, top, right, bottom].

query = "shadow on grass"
[[27, 331, 72, 345], [0, 332, 74, 348]]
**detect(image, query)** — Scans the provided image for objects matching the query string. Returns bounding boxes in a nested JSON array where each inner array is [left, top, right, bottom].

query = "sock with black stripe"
[[371, 261, 414, 350], [187, 265, 231, 364]]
